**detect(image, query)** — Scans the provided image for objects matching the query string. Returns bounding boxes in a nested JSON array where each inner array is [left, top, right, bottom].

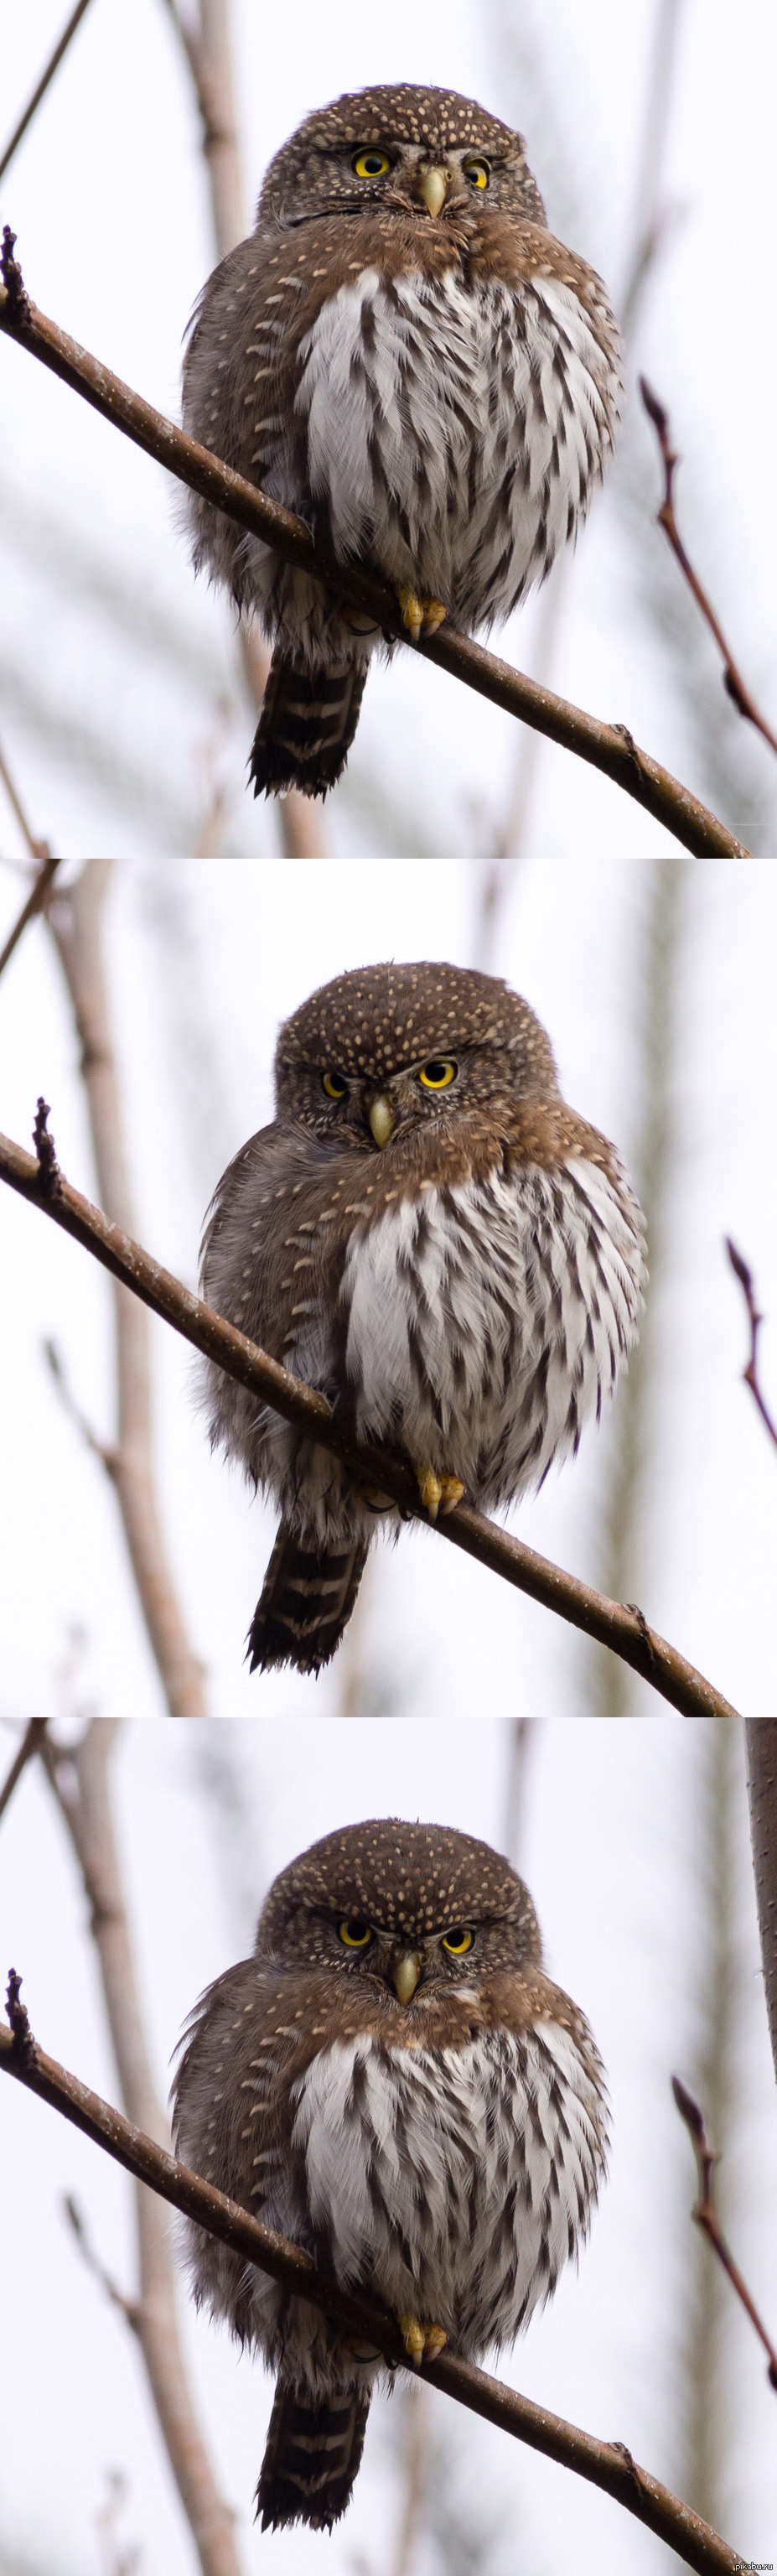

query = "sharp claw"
[[416, 1466, 464, 1520], [396, 589, 448, 644]]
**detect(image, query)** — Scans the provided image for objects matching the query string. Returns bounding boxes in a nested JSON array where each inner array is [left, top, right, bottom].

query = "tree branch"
[[0, 245, 749, 857], [0, 1718, 48, 1825], [0, 0, 96, 186], [0, 1113, 739, 1717], [672, 2076, 777, 2389], [45, 863, 207, 1717], [744, 1721, 777, 2092], [0, 1985, 742, 2574], [39, 1723, 241, 2576], [724, 1239, 777, 1456], [640, 379, 777, 761]]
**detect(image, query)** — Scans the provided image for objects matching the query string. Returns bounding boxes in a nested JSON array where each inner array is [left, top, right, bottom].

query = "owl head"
[[274, 958, 561, 1151], [256, 1817, 541, 2003], [258, 84, 546, 231]]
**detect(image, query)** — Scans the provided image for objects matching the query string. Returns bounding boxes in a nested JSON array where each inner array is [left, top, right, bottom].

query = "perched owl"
[[200, 960, 646, 1677], [182, 83, 622, 796], [173, 1817, 608, 2530]]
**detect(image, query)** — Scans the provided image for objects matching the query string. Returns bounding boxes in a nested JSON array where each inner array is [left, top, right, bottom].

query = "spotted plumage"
[[199, 959, 646, 1677], [182, 83, 622, 794], [172, 1818, 609, 2531]]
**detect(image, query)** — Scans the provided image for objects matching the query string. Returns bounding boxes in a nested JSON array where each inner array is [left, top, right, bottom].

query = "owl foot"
[[398, 2314, 448, 2369], [396, 587, 447, 646], [417, 1463, 465, 1522]]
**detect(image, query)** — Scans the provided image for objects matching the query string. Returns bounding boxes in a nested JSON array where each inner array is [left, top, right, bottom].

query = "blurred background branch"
[[46, 861, 207, 1716], [39, 1720, 243, 2576]]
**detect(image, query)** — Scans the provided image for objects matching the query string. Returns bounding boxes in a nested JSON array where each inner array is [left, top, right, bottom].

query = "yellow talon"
[[398, 2313, 448, 2367], [396, 587, 447, 645], [417, 1464, 464, 1521]]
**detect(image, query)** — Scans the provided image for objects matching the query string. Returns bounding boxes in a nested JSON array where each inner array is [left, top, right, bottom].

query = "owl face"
[[259, 85, 546, 231], [275, 959, 560, 1150], [256, 1816, 543, 2005]]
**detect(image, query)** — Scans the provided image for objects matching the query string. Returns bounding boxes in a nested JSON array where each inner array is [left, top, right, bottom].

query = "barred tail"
[[250, 653, 367, 798], [247, 1522, 368, 1675], [257, 2376, 370, 2531]]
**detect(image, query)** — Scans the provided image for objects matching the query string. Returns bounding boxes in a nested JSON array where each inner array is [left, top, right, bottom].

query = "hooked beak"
[[392, 1950, 422, 2005], [419, 164, 449, 219], [369, 1093, 396, 1149]]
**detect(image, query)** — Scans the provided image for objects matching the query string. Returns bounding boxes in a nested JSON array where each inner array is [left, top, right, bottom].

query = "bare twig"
[[0, 733, 51, 860], [0, 262, 749, 856], [33, 1094, 62, 1194], [0, 1117, 740, 1717], [64, 2192, 141, 2331], [0, 1720, 48, 1825], [46, 864, 207, 1717], [640, 379, 777, 761], [744, 1721, 777, 2092], [672, 2076, 777, 2391], [40, 1726, 241, 2576], [0, 0, 95, 185], [0, 1996, 743, 2575], [724, 1239, 777, 1456]]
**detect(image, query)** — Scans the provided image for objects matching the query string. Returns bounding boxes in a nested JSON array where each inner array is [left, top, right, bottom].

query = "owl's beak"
[[368, 1094, 396, 1149], [418, 165, 450, 219], [392, 1950, 422, 2004]]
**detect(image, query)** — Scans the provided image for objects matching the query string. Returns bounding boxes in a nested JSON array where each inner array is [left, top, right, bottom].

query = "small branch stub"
[[33, 1096, 62, 1196], [6, 1968, 36, 2068], [725, 1238, 777, 1456]]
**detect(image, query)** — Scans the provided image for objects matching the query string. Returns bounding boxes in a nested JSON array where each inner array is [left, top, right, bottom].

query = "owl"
[[200, 960, 646, 1677], [172, 1817, 608, 2530], [182, 83, 622, 796]]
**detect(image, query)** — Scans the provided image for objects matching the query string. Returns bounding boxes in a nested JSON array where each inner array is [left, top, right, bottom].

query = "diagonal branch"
[[0, 1718, 48, 1825], [0, 248, 749, 858], [0, 1991, 743, 2576], [0, 0, 96, 186], [0, 1114, 739, 1717], [640, 379, 777, 761]]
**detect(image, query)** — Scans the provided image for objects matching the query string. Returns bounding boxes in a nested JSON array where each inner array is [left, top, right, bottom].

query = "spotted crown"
[[277, 959, 561, 1093], [258, 1817, 542, 1954]]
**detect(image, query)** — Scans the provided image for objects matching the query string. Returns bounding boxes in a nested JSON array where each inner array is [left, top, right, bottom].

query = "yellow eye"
[[418, 1059, 457, 1090], [322, 1071, 346, 1099], [339, 1918, 372, 1948], [442, 1927, 473, 1955], [353, 150, 391, 179], [463, 158, 490, 190]]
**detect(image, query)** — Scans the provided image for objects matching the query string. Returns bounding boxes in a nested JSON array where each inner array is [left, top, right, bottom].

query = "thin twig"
[[0, 735, 51, 862], [0, 1996, 743, 2575], [0, 1116, 740, 1718], [64, 2193, 142, 2332], [0, 255, 749, 857], [672, 2077, 777, 2391], [724, 1239, 777, 1456], [0, 1720, 48, 1826], [40, 1726, 241, 2576], [640, 379, 777, 761], [44, 1335, 118, 1472], [46, 864, 207, 1717], [0, 0, 95, 185]]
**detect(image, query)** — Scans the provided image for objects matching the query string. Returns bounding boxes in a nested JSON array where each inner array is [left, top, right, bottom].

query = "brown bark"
[[43, 1721, 241, 2576], [745, 1720, 777, 2085], [48, 861, 206, 1716]]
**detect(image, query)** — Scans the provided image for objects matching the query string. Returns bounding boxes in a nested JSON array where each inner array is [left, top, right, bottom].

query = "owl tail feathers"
[[247, 1524, 369, 1675], [256, 2377, 370, 2530], [250, 653, 367, 798]]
